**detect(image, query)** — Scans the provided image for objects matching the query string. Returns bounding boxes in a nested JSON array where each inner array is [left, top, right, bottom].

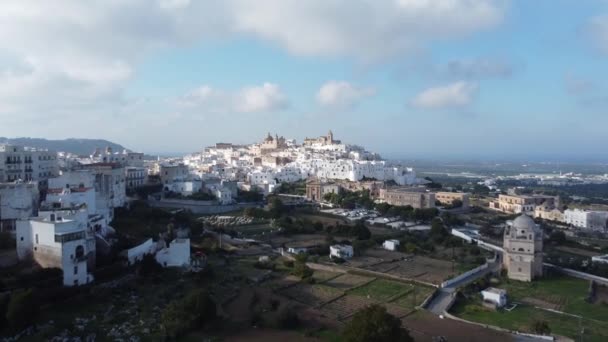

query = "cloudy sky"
[[1, 0, 607, 160]]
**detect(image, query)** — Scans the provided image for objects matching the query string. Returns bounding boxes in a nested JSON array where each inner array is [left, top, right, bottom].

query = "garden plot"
[[280, 283, 344, 307], [324, 274, 374, 290], [391, 286, 434, 310], [319, 295, 377, 321], [348, 279, 413, 302]]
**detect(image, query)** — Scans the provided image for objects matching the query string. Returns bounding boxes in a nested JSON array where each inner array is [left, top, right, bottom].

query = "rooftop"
[[482, 287, 506, 295]]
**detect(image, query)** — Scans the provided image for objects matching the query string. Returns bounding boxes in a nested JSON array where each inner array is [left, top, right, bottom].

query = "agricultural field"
[[280, 283, 344, 307], [324, 273, 374, 290], [349, 279, 413, 302], [450, 275, 608, 341]]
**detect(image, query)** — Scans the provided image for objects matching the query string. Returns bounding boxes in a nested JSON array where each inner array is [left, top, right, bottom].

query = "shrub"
[[276, 306, 300, 330], [6, 288, 39, 333], [342, 304, 412, 342], [162, 289, 217, 339], [0, 232, 15, 250]]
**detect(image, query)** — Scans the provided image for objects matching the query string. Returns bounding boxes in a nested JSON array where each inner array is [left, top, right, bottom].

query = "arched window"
[[75, 245, 85, 259]]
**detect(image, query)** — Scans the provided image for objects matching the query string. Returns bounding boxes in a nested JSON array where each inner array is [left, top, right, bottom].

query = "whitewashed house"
[[155, 238, 191, 267], [16, 211, 94, 286], [481, 288, 507, 308], [383, 239, 400, 251], [329, 244, 353, 259]]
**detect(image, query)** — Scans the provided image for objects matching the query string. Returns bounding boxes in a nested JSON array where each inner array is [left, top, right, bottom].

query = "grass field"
[[450, 275, 608, 341], [349, 279, 413, 302], [391, 286, 435, 310]]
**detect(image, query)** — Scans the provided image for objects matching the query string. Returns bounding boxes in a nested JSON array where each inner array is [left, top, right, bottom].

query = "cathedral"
[[503, 214, 544, 282]]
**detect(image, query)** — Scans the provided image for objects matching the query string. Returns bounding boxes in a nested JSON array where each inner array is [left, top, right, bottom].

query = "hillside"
[[0, 137, 129, 156]]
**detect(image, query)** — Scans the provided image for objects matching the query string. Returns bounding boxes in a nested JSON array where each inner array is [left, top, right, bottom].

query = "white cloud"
[[411, 81, 478, 109], [0, 0, 505, 142], [316, 81, 375, 108], [178, 83, 288, 113], [236, 83, 288, 113], [587, 15, 608, 55]]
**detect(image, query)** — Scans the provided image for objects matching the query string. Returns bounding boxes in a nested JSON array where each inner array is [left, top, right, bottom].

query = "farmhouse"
[[481, 287, 507, 308], [383, 239, 400, 251], [330, 244, 353, 259]]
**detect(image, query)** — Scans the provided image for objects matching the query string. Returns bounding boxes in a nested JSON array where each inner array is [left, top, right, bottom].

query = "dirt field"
[[270, 234, 329, 248], [222, 329, 319, 342], [555, 245, 602, 257], [403, 310, 513, 342], [595, 285, 608, 305], [324, 273, 374, 290], [346, 248, 455, 285], [280, 283, 344, 307]]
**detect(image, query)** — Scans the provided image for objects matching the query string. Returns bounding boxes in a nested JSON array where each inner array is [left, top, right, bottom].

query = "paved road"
[[426, 259, 501, 315]]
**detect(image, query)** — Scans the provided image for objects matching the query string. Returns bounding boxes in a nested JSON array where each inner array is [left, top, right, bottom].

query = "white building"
[[126, 167, 147, 189], [165, 179, 203, 196], [124, 238, 158, 265], [0, 144, 58, 183], [592, 255, 608, 264], [287, 246, 309, 254], [78, 163, 127, 209], [329, 244, 354, 259], [155, 238, 191, 267], [16, 211, 94, 286], [160, 163, 189, 185], [0, 182, 39, 232], [215, 188, 233, 204], [564, 209, 608, 231], [90, 147, 144, 168], [45, 170, 114, 236], [481, 287, 507, 308], [383, 239, 400, 251]]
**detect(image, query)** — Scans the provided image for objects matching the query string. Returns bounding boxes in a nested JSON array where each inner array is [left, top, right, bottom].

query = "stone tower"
[[503, 214, 543, 282]]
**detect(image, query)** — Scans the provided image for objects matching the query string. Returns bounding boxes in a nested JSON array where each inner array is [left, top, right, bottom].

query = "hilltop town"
[[1, 131, 608, 341]]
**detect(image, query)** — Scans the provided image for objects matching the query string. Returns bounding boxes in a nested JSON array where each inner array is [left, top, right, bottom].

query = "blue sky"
[[0, 0, 607, 161]]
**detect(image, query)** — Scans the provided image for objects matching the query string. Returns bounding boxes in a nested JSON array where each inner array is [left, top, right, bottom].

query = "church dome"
[[512, 214, 540, 233]]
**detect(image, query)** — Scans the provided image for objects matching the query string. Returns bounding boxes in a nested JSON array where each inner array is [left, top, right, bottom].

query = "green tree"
[[342, 304, 413, 342], [352, 221, 371, 240], [374, 202, 392, 216], [6, 289, 39, 332], [549, 230, 566, 245], [136, 253, 163, 277], [531, 320, 551, 335], [162, 289, 217, 339], [269, 197, 286, 218]]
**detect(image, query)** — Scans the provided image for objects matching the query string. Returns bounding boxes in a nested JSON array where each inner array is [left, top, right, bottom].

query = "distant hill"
[[0, 137, 130, 156]]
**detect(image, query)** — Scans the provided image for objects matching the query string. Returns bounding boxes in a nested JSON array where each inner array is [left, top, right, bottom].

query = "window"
[[35, 234, 38, 244], [74, 266, 78, 275]]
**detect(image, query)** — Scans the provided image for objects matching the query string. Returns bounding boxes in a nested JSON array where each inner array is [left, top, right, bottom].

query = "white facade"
[[287, 247, 308, 254], [126, 167, 147, 189], [156, 238, 191, 267], [383, 239, 400, 251], [45, 170, 115, 236], [16, 212, 94, 286], [90, 147, 144, 168], [166, 179, 202, 196], [125, 238, 157, 265], [481, 288, 507, 308], [0, 144, 58, 183], [329, 244, 354, 259], [0, 182, 39, 232], [564, 209, 608, 231], [215, 188, 233, 204], [592, 255, 608, 264]]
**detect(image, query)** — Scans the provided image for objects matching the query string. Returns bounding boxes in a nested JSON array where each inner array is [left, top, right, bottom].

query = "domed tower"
[[503, 215, 543, 281]]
